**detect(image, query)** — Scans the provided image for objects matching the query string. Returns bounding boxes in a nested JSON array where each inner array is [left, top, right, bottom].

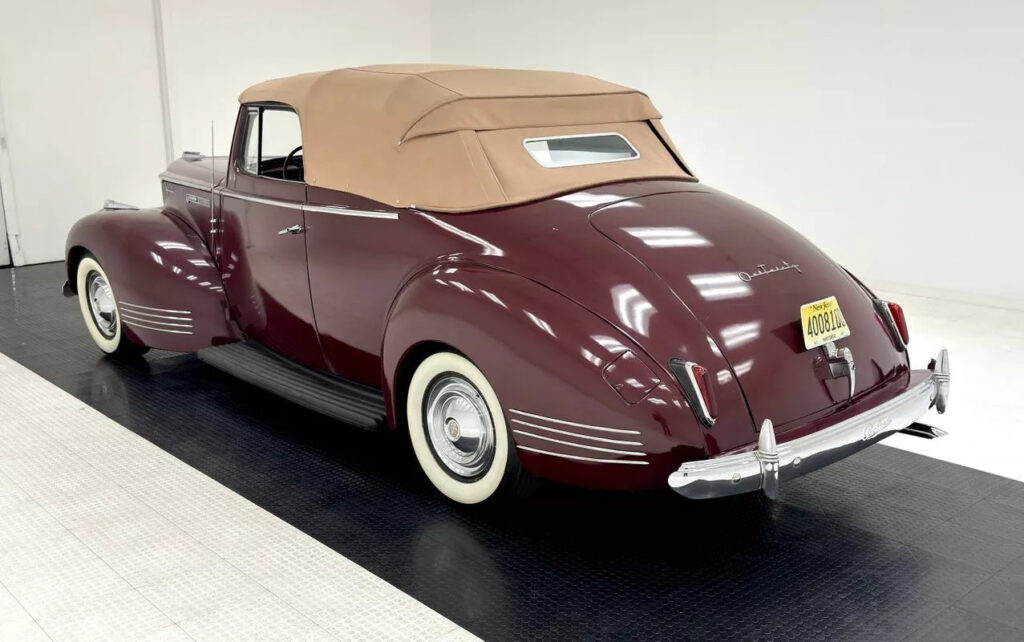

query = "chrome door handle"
[[278, 225, 305, 235]]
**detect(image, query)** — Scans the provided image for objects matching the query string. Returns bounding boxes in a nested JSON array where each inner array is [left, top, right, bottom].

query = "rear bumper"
[[668, 348, 950, 500]]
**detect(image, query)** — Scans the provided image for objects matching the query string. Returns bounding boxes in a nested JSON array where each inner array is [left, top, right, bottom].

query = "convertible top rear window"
[[523, 133, 639, 168]]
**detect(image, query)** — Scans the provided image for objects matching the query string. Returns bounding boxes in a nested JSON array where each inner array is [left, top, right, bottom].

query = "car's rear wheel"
[[406, 351, 530, 504], [76, 255, 148, 357]]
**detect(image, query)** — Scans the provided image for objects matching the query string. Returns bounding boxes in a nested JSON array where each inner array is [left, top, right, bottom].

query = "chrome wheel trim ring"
[[86, 271, 118, 339], [424, 374, 496, 480]]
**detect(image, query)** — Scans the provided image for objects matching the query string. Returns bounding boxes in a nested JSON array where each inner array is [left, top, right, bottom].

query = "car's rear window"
[[523, 133, 639, 168]]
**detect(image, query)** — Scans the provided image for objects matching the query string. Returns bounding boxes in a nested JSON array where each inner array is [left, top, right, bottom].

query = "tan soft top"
[[239, 64, 693, 212]]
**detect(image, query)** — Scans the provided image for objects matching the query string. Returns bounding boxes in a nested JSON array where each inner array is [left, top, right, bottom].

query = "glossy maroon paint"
[[65, 208, 238, 352], [65, 103, 916, 491]]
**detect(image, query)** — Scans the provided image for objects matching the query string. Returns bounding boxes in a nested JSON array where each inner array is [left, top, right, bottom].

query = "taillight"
[[874, 299, 909, 350], [669, 359, 717, 427], [887, 302, 910, 346]]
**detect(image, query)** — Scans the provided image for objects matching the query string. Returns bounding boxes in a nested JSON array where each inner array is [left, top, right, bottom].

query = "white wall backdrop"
[[1, 0, 1021, 307], [0, 0, 167, 266], [432, 0, 1024, 307], [0, 0, 431, 266], [159, 0, 432, 162]]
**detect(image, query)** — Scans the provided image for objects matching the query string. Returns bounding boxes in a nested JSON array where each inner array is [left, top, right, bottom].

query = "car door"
[[219, 104, 326, 369]]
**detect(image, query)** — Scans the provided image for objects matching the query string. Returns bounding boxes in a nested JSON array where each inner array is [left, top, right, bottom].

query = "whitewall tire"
[[406, 352, 511, 504], [76, 255, 146, 356]]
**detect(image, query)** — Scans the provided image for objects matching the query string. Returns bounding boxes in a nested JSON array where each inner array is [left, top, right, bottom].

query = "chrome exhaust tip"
[[900, 422, 948, 439]]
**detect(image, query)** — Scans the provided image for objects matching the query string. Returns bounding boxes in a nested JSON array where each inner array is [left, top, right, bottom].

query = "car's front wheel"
[[406, 351, 529, 504], [75, 255, 148, 357]]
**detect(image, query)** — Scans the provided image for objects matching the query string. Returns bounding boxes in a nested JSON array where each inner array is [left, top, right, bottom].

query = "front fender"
[[382, 264, 707, 490], [66, 208, 238, 352]]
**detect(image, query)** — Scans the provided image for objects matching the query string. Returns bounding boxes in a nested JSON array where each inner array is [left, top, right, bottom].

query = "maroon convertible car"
[[65, 64, 950, 504]]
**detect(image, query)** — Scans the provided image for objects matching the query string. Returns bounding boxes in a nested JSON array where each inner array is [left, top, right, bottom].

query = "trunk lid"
[[590, 188, 907, 430]]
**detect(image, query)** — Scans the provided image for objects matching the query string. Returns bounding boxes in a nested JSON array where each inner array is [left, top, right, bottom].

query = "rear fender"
[[66, 208, 238, 352], [382, 264, 707, 490]]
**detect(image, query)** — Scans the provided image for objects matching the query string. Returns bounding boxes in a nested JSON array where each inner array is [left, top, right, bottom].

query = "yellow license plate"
[[800, 296, 851, 350]]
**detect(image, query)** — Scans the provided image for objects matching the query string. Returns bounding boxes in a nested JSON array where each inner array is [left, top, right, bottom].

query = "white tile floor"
[[877, 288, 1024, 482], [0, 289, 1020, 640], [0, 354, 476, 641]]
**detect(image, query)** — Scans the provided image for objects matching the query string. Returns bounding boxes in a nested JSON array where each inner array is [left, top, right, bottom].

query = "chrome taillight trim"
[[874, 299, 907, 352], [669, 359, 715, 428]]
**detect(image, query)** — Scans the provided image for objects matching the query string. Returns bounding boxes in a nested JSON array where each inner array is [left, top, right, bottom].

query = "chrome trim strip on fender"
[[510, 419, 643, 446], [122, 319, 194, 335], [512, 430, 646, 457], [668, 349, 950, 500], [508, 409, 641, 435], [159, 172, 213, 192], [516, 445, 650, 465], [120, 301, 191, 315], [114, 308, 192, 322], [185, 194, 211, 207], [119, 313, 193, 329]]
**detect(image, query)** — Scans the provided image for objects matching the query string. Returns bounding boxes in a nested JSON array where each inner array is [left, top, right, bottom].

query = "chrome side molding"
[[218, 189, 399, 220]]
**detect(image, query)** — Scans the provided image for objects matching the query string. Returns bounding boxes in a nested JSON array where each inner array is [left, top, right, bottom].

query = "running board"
[[900, 422, 948, 439], [197, 342, 387, 431]]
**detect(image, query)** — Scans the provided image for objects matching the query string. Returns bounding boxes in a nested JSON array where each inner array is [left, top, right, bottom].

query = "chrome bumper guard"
[[669, 348, 950, 500]]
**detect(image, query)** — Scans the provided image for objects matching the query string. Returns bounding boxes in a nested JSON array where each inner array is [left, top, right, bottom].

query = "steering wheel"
[[282, 145, 303, 180]]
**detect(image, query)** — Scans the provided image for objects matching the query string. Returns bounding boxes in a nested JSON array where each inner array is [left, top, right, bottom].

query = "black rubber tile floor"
[[2, 263, 1023, 640]]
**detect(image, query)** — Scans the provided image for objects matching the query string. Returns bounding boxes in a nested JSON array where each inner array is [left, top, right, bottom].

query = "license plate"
[[800, 296, 851, 350]]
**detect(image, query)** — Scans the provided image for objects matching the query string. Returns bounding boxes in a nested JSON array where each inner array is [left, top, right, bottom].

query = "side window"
[[238, 106, 303, 181]]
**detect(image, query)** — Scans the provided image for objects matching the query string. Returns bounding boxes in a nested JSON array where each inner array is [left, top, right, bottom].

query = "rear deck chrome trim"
[[508, 409, 641, 435], [516, 445, 650, 465]]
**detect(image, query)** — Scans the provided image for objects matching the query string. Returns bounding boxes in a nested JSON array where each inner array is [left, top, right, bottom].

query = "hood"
[[589, 188, 908, 432]]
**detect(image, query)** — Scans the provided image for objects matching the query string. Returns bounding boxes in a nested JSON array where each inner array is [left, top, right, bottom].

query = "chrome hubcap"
[[425, 375, 495, 479], [86, 272, 117, 338]]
